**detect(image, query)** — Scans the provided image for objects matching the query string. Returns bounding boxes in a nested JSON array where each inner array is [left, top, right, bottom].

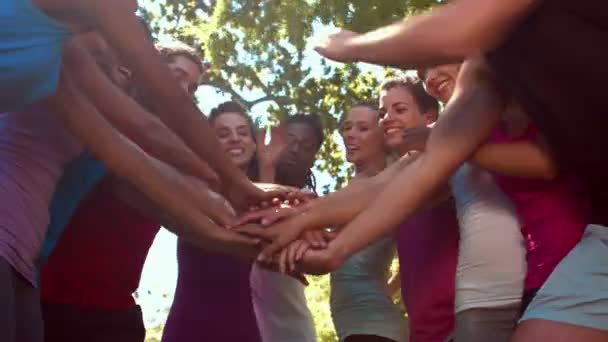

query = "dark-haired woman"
[[162, 102, 262, 342]]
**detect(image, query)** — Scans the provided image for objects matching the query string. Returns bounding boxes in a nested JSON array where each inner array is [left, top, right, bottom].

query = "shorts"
[[520, 225, 608, 331]]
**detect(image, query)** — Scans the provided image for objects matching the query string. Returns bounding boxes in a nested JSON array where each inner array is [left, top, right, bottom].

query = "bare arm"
[[49, 65, 256, 258], [327, 59, 506, 265], [473, 138, 558, 181], [86, 0, 247, 186], [64, 40, 219, 185], [317, 0, 538, 68]]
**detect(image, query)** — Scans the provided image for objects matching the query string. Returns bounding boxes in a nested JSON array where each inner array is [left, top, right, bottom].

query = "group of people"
[[0, 0, 607, 342]]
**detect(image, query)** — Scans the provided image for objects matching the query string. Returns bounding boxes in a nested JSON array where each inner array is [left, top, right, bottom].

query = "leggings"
[[0, 258, 44, 342]]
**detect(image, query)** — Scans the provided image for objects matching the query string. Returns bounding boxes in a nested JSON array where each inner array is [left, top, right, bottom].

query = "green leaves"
[[144, 0, 440, 191]]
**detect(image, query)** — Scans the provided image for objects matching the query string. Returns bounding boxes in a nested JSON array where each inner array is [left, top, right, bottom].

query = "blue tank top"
[[0, 0, 71, 111]]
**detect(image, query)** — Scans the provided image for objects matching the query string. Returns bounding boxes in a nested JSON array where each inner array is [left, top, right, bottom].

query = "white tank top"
[[450, 163, 526, 313], [250, 264, 316, 342]]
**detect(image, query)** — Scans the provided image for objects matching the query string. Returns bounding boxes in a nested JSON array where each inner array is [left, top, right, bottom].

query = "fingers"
[[294, 240, 311, 270], [303, 231, 326, 249], [287, 240, 308, 273], [234, 224, 272, 242]]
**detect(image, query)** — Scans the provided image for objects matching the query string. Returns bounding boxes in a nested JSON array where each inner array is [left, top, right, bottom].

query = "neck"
[[354, 157, 386, 177]]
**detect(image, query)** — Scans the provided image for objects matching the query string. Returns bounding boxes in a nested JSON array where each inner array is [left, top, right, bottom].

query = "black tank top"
[[486, 0, 608, 225]]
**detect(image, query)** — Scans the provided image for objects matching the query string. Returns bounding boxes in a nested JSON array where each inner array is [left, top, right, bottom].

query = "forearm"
[[93, 2, 245, 182], [297, 162, 407, 230], [347, 0, 536, 69], [473, 141, 558, 180], [52, 67, 229, 239], [258, 163, 277, 183], [65, 41, 217, 184]]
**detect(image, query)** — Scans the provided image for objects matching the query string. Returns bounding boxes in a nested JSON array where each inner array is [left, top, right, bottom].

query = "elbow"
[[539, 165, 559, 182]]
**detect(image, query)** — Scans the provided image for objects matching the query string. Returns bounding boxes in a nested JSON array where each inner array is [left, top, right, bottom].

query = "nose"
[[179, 81, 191, 97], [343, 131, 357, 144]]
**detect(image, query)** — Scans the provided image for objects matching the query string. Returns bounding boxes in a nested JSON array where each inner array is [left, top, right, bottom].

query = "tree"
[[140, 0, 441, 192]]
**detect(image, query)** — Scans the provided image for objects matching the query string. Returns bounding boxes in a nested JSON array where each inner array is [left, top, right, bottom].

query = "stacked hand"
[[230, 191, 342, 281]]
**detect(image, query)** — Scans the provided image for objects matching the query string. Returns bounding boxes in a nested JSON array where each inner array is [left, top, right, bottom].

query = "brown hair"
[[157, 42, 206, 78], [380, 75, 439, 114]]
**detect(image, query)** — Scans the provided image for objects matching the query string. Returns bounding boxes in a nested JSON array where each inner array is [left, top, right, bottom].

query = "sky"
[[135, 2, 390, 328]]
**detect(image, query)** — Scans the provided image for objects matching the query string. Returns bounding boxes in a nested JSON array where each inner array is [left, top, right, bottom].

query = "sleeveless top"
[[40, 177, 161, 310], [395, 199, 459, 342], [486, 0, 608, 225], [0, 0, 71, 111], [331, 237, 407, 341], [488, 125, 590, 290], [162, 239, 262, 342], [250, 264, 316, 342], [0, 106, 81, 285], [450, 163, 525, 313]]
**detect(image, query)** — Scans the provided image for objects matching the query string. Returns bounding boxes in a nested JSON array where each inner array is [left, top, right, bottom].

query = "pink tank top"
[[489, 124, 590, 290], [396, 199, 459, 342], [0, 105, 81, 285]]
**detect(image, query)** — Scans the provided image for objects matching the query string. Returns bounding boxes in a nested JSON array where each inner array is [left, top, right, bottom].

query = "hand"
[[296, 244, 344, 275], [279, 230, 336, 274], [286, 189, 317, 206], [314, 29, 361, 63], [236, 205, 305, 227], [224, 178, 291, 212], [401, 126, 431, 152], [256, 125, 288, 169], [277, 239, 312, 275]]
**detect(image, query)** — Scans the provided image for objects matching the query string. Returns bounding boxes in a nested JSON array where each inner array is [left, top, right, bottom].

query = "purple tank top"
[[162, 238, 261, 342], [396, 199, 459, 342], [0, 105, 81, 285]]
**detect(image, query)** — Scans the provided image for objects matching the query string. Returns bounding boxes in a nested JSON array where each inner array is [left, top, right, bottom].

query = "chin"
[[384, 137, 402, 149]]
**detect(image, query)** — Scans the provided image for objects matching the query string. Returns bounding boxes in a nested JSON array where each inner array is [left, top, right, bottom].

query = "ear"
[[424, 109, 439, 125]]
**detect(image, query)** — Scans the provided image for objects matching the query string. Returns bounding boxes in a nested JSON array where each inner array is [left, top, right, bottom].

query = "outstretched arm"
[[316, 0, 538, 68], [64, 39, 219, 185], [60, 0, 270, 205], [325, 59, 507, 267], [49, 65, 256, 258], [473, 139, 557, 181]]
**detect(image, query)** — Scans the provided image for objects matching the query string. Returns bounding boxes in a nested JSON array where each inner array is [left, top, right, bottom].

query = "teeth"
[[227, 148, 244, 155], [385, 128, 400, 134]]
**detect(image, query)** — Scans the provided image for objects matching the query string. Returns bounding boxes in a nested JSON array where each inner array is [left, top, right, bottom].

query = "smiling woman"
[[161, 101, 263, 342]]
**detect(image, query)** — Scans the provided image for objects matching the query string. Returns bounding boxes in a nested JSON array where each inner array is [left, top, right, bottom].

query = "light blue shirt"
[[331, 237, 407, 341]]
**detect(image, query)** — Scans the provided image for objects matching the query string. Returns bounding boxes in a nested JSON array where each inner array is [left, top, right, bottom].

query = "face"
[[379, 86, 432, 148], [76, 32, 131, 91], [422, 64, 460, 103], [341, 106, 385, 165], [212, 112, 257, 170], [167, 55, 202, 97], [277, 122, 320, 178]]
